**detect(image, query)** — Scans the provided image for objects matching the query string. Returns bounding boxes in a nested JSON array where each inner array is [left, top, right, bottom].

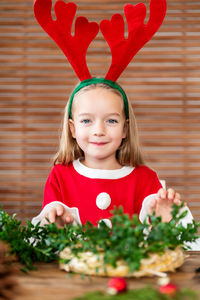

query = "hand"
[[148, 188, 182, 222], [41, 204, 74, 228]]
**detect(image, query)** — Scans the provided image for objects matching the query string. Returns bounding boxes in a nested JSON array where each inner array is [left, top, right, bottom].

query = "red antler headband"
[[34, 0, 167, 118]]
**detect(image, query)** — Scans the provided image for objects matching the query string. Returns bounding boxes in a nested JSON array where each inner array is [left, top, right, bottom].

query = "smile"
[[90, 142, 108, 146]]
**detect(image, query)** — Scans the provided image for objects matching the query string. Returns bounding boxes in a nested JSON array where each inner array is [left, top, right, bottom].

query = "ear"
[[68, 119, 76, 138], [122, 119, 129, 138]]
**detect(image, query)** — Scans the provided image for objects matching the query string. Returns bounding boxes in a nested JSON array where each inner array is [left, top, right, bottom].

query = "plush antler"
[[100, 0, 167, 82], [34, 0, 99, 81]]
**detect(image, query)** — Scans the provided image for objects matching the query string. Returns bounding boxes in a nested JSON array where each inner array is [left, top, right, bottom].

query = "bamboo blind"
[[0, 0, 200, 222]]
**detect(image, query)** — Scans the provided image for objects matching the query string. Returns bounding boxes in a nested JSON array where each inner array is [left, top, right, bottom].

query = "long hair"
[[54, 83, 144, 167]]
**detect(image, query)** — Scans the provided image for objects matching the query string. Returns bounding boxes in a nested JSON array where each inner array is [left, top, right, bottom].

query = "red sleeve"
[[42, 167, 62, 209], [134, 166, 162, 214]]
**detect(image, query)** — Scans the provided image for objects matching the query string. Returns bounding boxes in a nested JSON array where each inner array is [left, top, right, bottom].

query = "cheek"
[[111, 126, 125, 138], [119, 122, 127, 139], [75, 126, 89, 140]]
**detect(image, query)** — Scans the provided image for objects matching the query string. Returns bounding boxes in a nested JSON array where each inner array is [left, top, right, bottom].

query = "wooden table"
[[14, 251, 200, 300]]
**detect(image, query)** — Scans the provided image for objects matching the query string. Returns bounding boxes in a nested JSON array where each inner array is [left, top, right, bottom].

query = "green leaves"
[[0, 203, 199, 272], [0, 209, 72, 270], [146, 203, 200, 253]]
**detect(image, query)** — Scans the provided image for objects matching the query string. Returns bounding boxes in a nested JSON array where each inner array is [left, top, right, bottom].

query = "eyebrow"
[[78, 113, 121, 117]]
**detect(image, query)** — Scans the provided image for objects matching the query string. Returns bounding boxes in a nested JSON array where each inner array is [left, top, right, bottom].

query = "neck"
[[81, 157, 122, 170]]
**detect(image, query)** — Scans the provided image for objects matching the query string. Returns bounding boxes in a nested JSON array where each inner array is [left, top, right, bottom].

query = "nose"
[[93, 120, 105, 136]]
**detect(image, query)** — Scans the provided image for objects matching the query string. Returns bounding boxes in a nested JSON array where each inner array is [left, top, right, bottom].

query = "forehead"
[[72, 87, 124, 114]]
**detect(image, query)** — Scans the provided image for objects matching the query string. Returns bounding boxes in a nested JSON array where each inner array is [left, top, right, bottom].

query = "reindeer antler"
[[34, 0, 99, 81], [100, 0, 167, 82]]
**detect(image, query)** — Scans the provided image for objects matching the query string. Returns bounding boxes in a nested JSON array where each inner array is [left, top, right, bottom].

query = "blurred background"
[[0, 0, 200, 223]]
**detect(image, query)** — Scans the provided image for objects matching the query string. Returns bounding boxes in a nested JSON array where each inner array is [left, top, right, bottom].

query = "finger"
[[41, 218, 47, 226], [65, 214, 74, 224], [148, 198, 156, 214], [56, 204, 64, 217], [167, 188, 175, 200], [175, 192, 181, 200], [157, 188, 167, 199], [42, 216, 50, 225], [173, 192, 181, 205], [44, 212, 50, 223], [48, 210, 56, 223], [174, 198, 182, 206], [149, 198, 156, 209], [56, 223, 63, 229]]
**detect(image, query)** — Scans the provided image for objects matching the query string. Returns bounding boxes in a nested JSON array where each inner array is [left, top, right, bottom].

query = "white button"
[[96, 192, 111, 210], [98, 218, 112, 229]]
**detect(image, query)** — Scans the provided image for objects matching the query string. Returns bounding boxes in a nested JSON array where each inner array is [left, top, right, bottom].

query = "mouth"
[[90, 142, 108, 146]]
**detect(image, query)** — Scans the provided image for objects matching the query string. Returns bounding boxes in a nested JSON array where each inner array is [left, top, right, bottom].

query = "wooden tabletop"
[[14, 251, 200, 300]]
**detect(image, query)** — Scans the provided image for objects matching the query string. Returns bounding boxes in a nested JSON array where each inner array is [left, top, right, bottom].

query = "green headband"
[[68, 78, 129, 119]]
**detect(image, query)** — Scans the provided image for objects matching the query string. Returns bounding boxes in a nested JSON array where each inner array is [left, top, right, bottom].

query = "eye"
[[80, 119, 91, 124], [107, 119, 118, 124]]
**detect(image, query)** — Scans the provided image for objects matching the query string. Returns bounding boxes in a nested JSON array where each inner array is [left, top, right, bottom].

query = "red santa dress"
[[33, 159, 162, 226]]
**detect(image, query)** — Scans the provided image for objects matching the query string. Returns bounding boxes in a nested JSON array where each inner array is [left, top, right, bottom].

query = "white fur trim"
[[73, 159, 134, 179], [139, 194, 157, 223], [31, 201, 82, 226], [160, 180, 166, 189]]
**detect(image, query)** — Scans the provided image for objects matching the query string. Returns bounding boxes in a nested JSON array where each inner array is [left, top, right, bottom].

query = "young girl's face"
[[69, 87, 128, 169]]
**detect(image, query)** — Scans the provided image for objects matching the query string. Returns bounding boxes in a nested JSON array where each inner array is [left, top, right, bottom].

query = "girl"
[[32, 81, 185, 229], [32, 0, 199, 250]]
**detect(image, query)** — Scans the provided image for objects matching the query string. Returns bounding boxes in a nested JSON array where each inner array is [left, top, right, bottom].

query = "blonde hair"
[[54, 83, 144, 167]]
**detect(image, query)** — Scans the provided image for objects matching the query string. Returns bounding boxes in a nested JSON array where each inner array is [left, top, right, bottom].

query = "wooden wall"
[[0, 0, 200, 222]]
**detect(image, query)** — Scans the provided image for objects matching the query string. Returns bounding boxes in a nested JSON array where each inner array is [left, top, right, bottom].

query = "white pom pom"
[[96, 192, 111, 210], [98, 218, 112, 229]]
